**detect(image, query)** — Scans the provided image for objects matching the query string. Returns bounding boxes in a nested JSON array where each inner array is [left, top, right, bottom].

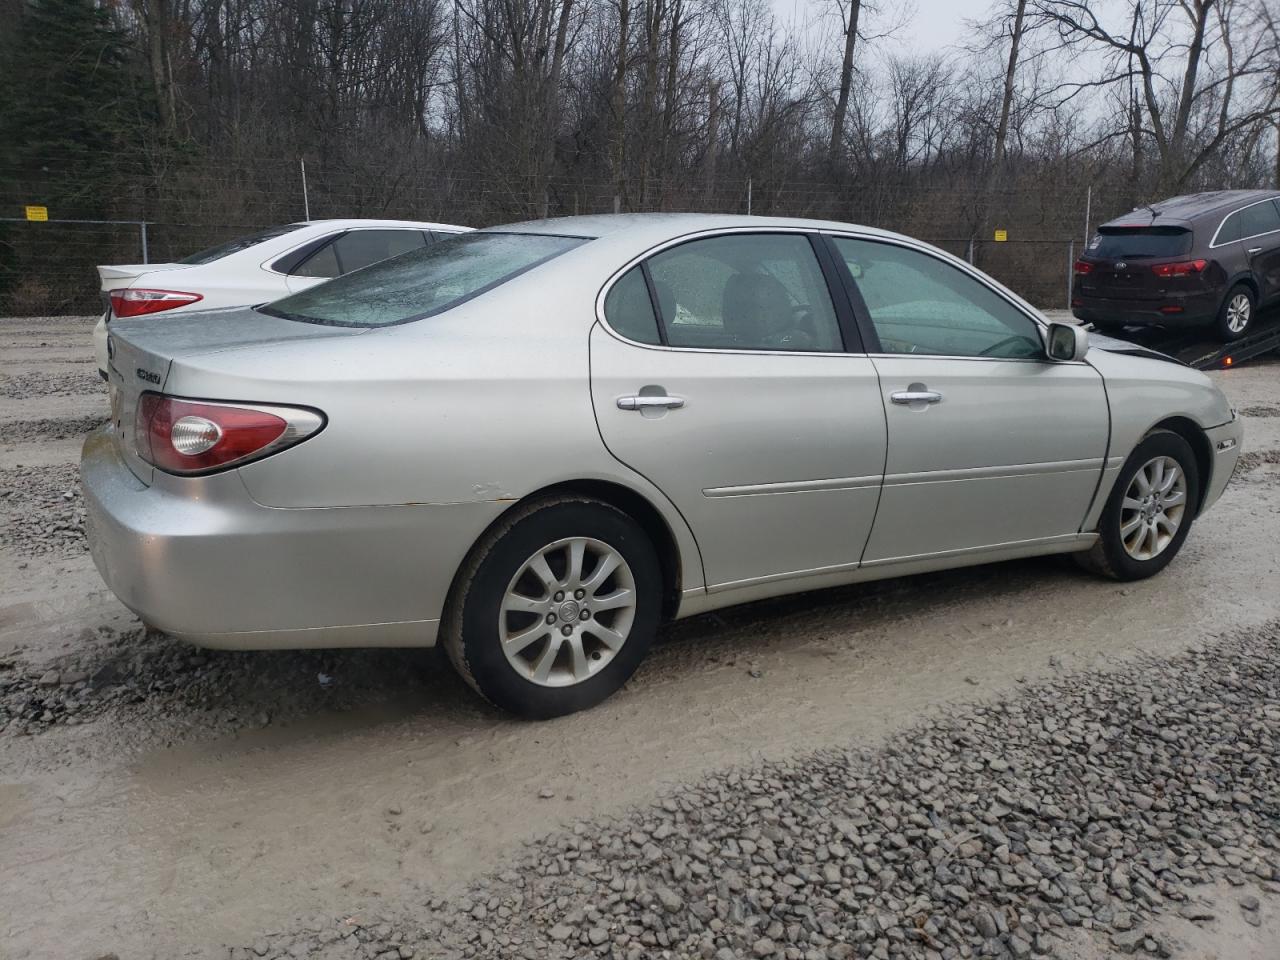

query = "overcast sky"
[[776, 0, 995, 56]]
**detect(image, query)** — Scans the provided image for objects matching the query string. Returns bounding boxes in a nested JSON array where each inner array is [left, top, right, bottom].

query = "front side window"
[[1237, 200, 1280, 240], [262, 232, 588, 327], [832, 237, 1043, 359], [643, 234, 843, 352]]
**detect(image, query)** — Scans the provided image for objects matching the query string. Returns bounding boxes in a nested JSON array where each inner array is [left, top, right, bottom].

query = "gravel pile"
[[0, 370, 104, 399], [220, 622, 1280, 960], [1235, 449, 1280, 479], [0, 414, 107, 444], [0, 463, 87, 557], [0, 625, 440, 740]]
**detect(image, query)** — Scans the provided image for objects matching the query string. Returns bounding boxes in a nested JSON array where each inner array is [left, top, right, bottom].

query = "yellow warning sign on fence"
[[24, 205, 48, 222], [993, 228, 1008, 242]]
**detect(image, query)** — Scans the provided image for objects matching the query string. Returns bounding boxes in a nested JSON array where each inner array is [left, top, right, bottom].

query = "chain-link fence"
[[0, 169, 1103, 315]]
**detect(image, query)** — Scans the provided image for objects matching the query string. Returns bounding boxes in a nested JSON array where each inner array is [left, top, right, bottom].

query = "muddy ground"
[[1, 315, 1278, 960]]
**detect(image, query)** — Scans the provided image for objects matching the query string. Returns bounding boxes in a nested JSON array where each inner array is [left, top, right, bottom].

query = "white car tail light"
[[110, 289, 203, 318], [136, 394, 324, 474]]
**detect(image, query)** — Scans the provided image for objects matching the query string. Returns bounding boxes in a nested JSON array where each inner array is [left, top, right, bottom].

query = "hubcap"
[[1119, 456, 1187, 561], [500, 536, 636, 687], [1226, 294, 1251, 334]]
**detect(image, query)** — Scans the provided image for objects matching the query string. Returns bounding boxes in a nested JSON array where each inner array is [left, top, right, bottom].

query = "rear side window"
[[332, 229, 427, 272], [1087, 227, 1193, 259], [292, 242, 340, 279], [1216, 212, 1243, 245], [643, 234, 843, 352], [178, 224, 303, 265], [261, 232, 588, 327], [1237, 200, 1280, 240], [603, 267, 661, 344]]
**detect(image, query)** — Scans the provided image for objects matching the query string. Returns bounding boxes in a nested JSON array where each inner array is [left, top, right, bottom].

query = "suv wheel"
[[1216, 284, 1255, 341], [443, 496, 661, 718]]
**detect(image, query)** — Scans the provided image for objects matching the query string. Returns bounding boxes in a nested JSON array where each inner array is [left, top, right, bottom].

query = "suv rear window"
[[260, 232, 588, 327], [179, 224, 304, 265], [1086, 227, 1193, 259]]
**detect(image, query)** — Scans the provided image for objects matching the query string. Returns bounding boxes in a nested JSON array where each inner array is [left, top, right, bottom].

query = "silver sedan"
[[83, 214, 1243, 717]]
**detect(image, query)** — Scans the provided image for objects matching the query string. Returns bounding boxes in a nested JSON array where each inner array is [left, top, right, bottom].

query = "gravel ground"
[[0, 413, 106, 444], [0, 370, 104, 399], [216, 621, 1280, 960], [0, 462, 87, 557], [0, 625, 435, 742]]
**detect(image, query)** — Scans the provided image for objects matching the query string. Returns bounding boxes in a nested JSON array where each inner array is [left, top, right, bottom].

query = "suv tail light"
[[135, 394, 324, 474], [110, 289, 203, 318], [1072, 260, 1094, 275], [1151, 259, 1207, 278]]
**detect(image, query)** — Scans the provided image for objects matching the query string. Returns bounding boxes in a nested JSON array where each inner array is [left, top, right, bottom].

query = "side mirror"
[[1046, 322, 1089, 362]]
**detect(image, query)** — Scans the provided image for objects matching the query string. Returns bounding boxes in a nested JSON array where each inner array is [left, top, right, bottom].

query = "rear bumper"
[[81, 426, 504, 649], [1072, 290, 1219, 328]]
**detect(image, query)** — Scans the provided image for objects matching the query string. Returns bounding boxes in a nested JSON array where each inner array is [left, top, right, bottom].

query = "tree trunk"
[[827, 0, 862, 160]]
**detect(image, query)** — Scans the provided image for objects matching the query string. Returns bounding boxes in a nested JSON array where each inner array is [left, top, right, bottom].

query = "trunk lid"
[[105, 306, 365, 483]]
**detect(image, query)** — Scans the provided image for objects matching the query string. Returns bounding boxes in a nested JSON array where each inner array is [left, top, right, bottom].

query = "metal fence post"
[[1066, 239, 1075, 310], [140, 221, 149, 264], [966, 237, 975, 264]]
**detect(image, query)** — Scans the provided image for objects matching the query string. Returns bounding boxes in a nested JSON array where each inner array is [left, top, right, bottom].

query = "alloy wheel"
[[500, 536, 637, 687], [1226, 293, 1251, 334], [1119, 456, 1187, 561]]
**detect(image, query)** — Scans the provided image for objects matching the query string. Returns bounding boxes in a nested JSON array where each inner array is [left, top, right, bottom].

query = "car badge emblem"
[[1115, 261, 1127, 270]]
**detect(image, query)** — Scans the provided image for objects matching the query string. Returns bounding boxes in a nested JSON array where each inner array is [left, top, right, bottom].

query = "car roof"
[[1100, 190, 1280, 230], [290, 218, 472, 232], [481, 212, 913, 244]]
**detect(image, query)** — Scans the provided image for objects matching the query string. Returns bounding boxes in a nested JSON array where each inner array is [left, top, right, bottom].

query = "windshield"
[[1087, 227, 1192, 260], [179, 224, 304, 265], [259, 232, 589, 327]]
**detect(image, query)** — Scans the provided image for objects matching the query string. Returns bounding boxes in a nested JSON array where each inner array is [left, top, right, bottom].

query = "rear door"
[[1236, 199, 1280, 302], [589, 231, 888, 591], [827, 234, 1109, 564]]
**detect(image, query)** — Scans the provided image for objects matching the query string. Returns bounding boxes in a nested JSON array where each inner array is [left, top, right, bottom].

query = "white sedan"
[[93, 218, 469, 375]]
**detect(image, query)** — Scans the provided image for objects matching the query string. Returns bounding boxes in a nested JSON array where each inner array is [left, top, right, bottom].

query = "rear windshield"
[[1086, 226, 1193, 259], [179, 224, 304, 265], [259, 232, 588, 327]]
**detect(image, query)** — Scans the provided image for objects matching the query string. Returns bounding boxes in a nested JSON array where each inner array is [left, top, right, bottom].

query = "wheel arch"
[[1150, 416, 1212, 515], [443, 479, 688, 625], [1224, 273, 1259, 303]]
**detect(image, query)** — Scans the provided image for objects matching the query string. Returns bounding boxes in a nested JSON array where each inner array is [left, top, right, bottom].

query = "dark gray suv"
[[1072, 189, 1280, 341]]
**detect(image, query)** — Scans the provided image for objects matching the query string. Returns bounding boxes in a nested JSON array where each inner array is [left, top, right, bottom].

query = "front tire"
[[443, 496, 661, 718], [1077, 430, 1200, 581], [1216, 284, 1255, 341]]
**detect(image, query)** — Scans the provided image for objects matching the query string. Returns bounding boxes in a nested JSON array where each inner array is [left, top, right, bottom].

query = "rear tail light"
[[1072, 260, 1094, 276], [1160, 305, 1185, 314], [110, 289, 203, 318], [135, 394, 324, 474], [1151, 259, 1207, 278]]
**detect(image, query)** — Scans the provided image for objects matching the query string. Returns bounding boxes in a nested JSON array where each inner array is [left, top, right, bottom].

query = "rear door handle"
[[617, 395, 685, 411], [1246, 247, 1263, 255], [890, 390, 943, 405]]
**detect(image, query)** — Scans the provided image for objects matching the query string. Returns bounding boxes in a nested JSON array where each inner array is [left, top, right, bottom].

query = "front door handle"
[[617, 395, 685, 411], [1246, 246, 1263, 255], [890, 390, 943, 405]]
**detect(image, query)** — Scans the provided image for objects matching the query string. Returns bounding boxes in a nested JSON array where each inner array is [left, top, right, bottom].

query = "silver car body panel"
[[84, 213, 1243, 649]]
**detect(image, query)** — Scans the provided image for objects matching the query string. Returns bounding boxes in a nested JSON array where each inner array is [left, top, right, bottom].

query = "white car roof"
[[288, 218, 472, 232]]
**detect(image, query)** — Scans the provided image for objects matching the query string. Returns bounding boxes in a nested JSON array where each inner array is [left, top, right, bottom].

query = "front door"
[[589, 231, 888, 591], [825, 234, 1110, 565]]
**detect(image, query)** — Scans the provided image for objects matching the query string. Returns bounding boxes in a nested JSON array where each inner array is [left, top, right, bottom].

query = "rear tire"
[[1076, 430, 1200, 582], [1215, 284, 1255, 342], [442, 496, 661, 718]]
